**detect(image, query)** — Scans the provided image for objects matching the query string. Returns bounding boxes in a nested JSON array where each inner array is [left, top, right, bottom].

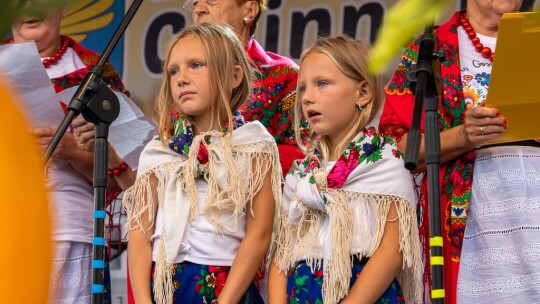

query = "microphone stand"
[[43, 0, 143, 303], [404, 24, 445, 304]]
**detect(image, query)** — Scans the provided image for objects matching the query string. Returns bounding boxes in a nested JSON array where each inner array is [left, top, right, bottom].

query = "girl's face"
[[168, 35, 213, 133], [298, 52, 364, 146]]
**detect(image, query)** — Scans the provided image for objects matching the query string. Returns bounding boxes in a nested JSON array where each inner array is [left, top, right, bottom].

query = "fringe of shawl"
[[123, 133, 282, 304], [274, 190, 422, 304], [182, 134, 281, 233], [123, 161, 177, 234], [152, 239, 176, 304], [122, 161, 177, 304]]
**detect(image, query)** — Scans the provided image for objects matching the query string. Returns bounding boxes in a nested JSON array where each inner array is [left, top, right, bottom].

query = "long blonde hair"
[[294, 35, 383, 162], [155, 24, 252, 142]]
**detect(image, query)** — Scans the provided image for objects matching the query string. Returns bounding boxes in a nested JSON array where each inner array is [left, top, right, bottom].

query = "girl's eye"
[[169, 68, 179, 76], [191, 62, 203, 69], [298, 85, 306, 93], [317, 81, 328, 87]]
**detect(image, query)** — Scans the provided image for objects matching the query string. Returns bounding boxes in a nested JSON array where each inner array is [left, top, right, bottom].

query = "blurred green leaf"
[[369, 0, 540, 74], [1, 0, 69, 40], [369, 0, 450, 73]]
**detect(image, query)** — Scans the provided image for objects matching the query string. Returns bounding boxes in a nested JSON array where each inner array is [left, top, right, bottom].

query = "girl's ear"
[[356, 80, 372, 108], [231, 65, 243, 90]]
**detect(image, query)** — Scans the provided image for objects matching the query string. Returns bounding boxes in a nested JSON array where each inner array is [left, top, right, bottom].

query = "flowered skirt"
[[287, 259, 405, 304], [150, 261, 264, 304]]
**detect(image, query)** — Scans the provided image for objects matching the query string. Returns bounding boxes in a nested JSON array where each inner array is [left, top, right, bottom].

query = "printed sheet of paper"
[[0, 42, 64, 127], [57, 87, 156, 169], [486, 12, 540, 143], [0, 42, 156, 169]]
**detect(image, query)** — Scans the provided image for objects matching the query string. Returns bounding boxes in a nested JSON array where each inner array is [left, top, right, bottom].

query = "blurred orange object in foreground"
[[0, 73, 51, 302]]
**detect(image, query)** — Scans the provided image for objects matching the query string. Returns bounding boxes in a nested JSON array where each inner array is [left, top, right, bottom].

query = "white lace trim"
[[474, 169, 540, 190], [470, 197, 540, 218], [464, 226, 540, 241], [461, 243, 540, 269], [457, 272, 540, 297], [477, 153, 540, 162]]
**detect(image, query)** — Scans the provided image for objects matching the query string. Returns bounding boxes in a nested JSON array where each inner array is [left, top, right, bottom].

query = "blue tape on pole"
[[92, 284, 104, 293], [93, 237, 106, 246], [94, 210, 106, 219], [92, 260, 105, 269]]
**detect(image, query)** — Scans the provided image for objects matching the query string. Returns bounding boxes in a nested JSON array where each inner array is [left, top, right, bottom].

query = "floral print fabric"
[[150, 262, 263, 304], [290, 127, 401, 190], [287, 261, 405, 304], [243, 38, 305, 145]]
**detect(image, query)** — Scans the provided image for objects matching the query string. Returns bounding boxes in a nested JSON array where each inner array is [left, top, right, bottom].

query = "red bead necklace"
[[42, 36, 70, 68], [459, 12, 495, 62], [9, 36, 70, 69]]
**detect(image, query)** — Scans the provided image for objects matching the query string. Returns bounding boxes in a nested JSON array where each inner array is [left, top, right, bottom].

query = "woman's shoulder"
[[247, 38, 298, 70], [63, 35, 100, 65]]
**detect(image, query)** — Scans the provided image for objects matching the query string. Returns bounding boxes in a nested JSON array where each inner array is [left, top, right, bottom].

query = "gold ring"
[[480, 126, 484, 135]]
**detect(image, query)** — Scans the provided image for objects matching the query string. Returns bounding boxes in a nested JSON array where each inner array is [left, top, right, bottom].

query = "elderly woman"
[[9, 3, 136, 304], [380, 0, 540, 303], [186, 0, 304, 176]]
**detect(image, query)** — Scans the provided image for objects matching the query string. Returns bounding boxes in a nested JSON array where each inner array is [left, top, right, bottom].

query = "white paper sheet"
[[0, 42, 156, 169], [0, 42, 64, 127], [57, 86, 156, 169]]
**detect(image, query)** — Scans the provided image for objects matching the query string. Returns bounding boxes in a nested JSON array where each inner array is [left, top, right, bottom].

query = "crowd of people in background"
[[3, 0, 539, 303]]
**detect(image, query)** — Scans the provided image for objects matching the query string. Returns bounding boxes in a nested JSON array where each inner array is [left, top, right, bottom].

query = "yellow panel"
[[60, 14, 113, 35], [487, 12, 540, 143], [432, 289, 445, 299], [61, 0, 114, 27]]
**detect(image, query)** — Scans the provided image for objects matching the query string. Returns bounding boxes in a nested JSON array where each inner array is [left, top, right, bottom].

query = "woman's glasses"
[[182, 0, 220, 12]]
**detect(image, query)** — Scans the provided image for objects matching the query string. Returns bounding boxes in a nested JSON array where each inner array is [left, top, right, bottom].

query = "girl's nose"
[[301, 87, 314, 105]]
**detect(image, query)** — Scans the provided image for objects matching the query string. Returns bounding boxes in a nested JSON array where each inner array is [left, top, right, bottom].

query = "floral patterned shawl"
[[123, 119, 282, 304], [274, 127, 422, 304], [380, 11, 472, 304]]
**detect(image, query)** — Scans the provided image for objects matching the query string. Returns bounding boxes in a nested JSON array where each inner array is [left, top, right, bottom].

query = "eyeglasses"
[[182, 0, 220, 12]]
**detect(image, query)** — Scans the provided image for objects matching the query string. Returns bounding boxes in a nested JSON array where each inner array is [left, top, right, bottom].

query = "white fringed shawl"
[[273, 129, 422, 304], [123, 121, 282, 304]]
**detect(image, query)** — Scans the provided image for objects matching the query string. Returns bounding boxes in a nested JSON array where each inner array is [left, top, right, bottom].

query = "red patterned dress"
[[380, 11, 472, 304]]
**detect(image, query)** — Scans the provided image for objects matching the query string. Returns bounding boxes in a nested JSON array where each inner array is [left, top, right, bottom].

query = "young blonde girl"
[[268, 36, 422, 304], [123, 24, 281, 304]]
